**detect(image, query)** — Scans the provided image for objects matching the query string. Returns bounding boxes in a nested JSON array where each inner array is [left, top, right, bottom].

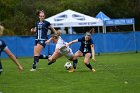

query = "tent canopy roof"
[[96, 11, 110, 21], [45, 9, 103, 27]]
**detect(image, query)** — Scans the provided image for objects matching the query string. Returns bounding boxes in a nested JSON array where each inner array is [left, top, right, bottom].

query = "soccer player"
[[46, 31, 77, 72], [0, 25, 23, 75], [66, 32, 96, 72], [30, 10, 57, 71]]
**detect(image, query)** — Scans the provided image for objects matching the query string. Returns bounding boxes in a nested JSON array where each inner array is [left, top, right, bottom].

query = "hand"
[[31, 28, 36, 32], [45, 38, 52, 44], [18, 65, 23, 71], [45, 40, 50, 44], [31, 28, 34, 32], [92, 57, 96, 62]]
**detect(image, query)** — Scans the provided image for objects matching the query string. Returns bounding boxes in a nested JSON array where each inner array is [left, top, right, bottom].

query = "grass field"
[[0, 53, 140, 93]]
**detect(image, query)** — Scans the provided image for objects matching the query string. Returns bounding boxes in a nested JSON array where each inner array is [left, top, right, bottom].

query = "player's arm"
[[4, 47, 23, 71], [48, 48, 60, 62], [66, 39, 78, 47], [49, 25, 57, 34], [90, 44, 96, 62], [31, 27, 36, 33], [45, 38, 52, 44]]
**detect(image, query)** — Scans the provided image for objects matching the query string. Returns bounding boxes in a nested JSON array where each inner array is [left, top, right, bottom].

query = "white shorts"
[[55, 37, 73, 59], [60, 46, 73, 59]]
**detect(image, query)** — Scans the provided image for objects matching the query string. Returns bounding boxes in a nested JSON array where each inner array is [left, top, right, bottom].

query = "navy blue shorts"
[[79, 50, 91, 56], [35, 40, 46, 48]]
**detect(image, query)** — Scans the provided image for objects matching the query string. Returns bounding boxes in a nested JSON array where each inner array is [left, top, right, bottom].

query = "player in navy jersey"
[[66, 32, 96, 72], [30, 10, 57, 71], [0, 25, 23, 75]]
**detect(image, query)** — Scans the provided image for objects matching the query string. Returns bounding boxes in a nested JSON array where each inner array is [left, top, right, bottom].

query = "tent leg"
[[105, 26, 106, 33], [102, 26, 104, 33], [133, 24, 135, 32], [98, 26, 100, 33]]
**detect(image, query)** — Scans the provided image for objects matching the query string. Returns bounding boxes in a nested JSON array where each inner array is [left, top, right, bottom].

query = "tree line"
[[0, 0, 140, 35]]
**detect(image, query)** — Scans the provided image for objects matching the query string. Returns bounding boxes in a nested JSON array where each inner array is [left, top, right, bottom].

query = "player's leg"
[[39, 54, 48, 59], [68, 57, 77, 72], [84, 53, 95, 72], [72, 50, 83, 70], [31, 44, 44, 71], [0, 62, 3, 75], [68, 50, 83, 72], [61, 46, 79, 70], [48, 50, 61, 65]]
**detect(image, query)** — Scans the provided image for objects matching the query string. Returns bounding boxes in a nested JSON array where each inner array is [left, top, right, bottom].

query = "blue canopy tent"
[[96, 11, 136, 53], [104, 18, 135, 33], [96, 11, 135, 33], [96, 11, 111, 33], [96, 11, 110, 21]]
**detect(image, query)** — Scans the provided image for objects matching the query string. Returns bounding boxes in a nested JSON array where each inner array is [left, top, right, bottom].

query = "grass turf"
[[0, 53, 140, 93]]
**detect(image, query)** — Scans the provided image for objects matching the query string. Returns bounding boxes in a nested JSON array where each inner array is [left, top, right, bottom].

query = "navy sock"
[[73, 59, 78, 69], [0, 62, 2, 69], [39, 55, 48, 59], [32, 56, 39, 69], [85, 63, 92, 70], [0, 62, 3, 75]]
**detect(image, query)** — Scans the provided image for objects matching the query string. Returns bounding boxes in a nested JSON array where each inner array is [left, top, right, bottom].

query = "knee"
[[73, 55, 78, 60], [84, 61, 88, 64]]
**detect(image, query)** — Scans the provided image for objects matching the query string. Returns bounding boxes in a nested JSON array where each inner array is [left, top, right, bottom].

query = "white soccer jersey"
[[56, 36, 73, 59], [55, 36, 66, 49]]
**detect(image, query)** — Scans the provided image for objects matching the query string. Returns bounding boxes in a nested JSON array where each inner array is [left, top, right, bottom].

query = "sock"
[[85, 63, 92, 70], [0, 62, 3, 75], [73, 59, 78, 69], [0, 62, 3, 70], [32, 56, 39, 69], [39, 55, 48, 59]]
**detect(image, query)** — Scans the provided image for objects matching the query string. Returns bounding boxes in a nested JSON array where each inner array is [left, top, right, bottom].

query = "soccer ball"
[[64, 62, 72, 70]]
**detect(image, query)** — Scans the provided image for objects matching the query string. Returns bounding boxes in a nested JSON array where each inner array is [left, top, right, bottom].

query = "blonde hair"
[[0, 25, 4, 36], [55, 31, 61, 36], [51, 31, 61, 39], [89, 28, 95, 34]]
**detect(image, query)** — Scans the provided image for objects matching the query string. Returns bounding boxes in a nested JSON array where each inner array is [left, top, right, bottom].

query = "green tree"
[[1, 0, 140, 35]]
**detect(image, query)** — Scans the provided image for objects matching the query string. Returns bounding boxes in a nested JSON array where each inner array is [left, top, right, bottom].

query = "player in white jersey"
[[55, 36, 73, 59], [46, 32, 77, 72]]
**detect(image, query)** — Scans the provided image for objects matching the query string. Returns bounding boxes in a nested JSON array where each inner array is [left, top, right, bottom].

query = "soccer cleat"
[[48, 59, 56, 65], [48, 61, 54, 65], [68, 68, 75, 73], [91, 68, 96, 72], [30, 68, 36, 71]]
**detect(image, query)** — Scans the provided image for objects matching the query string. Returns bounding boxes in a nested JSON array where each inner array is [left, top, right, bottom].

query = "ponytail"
[[56, 31, 61, 36]]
